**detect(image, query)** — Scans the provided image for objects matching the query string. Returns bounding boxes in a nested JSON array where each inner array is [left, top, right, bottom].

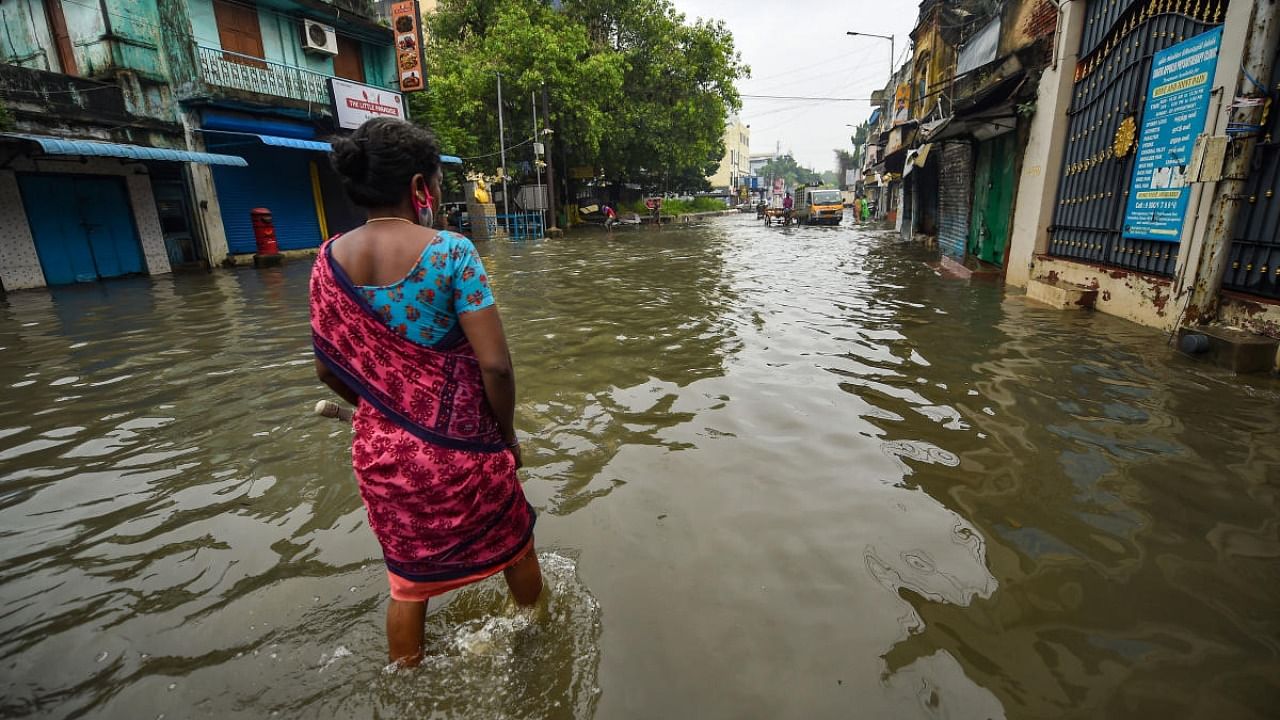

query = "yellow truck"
[[793, 187, 845, 226]]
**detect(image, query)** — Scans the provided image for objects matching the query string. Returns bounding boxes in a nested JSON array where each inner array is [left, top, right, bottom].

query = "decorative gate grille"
[[1049, 0, 1227, 276], [1223, 41, 1280, 299]]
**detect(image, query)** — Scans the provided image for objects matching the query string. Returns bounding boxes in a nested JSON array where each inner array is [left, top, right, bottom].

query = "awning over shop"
[[923, 104, 1019, 143], [0, 132, 247, 166], [881, 122, 918, 174], [902, 143, 935, 177], [200, 129, 462, 164], [256, 134, 333, 152]]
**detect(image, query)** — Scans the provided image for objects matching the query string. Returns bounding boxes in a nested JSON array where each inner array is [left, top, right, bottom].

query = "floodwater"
[[2, 215, 1279, 719]]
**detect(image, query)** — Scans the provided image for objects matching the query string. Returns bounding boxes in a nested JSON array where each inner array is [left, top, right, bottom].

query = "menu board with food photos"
[[390, 0, 426, 93]]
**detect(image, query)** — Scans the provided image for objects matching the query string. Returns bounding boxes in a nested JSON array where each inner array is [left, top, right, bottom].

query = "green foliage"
[[833, 149, 857, 187], [755, 154, 821, 188], [414, 0, 748, 192]]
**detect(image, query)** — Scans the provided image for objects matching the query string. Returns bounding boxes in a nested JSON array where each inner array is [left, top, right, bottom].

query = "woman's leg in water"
[[387, 599, 426, 666], [504, 544, 544, 606]]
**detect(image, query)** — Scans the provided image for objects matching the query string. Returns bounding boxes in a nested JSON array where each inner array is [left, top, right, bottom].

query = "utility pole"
[[846, 31, 895, 83], [496, 72, 510, 222], [540, 86, 561, 235], [532, 91, 544, 232]]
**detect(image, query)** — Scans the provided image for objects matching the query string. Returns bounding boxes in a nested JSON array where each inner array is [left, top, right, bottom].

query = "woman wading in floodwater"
[[309, 118, 541, 666]]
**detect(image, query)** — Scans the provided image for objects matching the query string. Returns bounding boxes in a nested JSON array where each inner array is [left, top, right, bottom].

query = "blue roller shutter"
[[209, 144, 322, 254]]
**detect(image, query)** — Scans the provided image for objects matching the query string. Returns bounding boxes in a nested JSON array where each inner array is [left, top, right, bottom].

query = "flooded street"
[[2, 214, 1279, 719]]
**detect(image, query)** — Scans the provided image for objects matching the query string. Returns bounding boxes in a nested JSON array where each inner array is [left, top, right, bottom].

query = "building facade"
[[709, 114, 750, 192], [0, 0, 401, 291], [870, 0, 1279, 367], [1008, 0, 1280, 349]]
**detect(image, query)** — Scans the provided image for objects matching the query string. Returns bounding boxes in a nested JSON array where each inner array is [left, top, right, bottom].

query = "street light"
[[846, 31, 895, 79]]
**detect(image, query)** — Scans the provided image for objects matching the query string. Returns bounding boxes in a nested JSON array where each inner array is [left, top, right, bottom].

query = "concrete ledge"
[[1026, 277, 1098, 310], [1176, 325, 1280, 374], [1029, 256, 1174, 329], [225, 248, 318, 267]]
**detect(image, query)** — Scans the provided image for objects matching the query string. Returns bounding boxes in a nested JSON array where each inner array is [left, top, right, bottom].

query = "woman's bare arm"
[[315, 357, 359, 406], [457, 307, 519, 463]]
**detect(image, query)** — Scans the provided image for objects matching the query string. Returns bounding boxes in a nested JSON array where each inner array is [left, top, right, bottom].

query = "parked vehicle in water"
[[793, 188, 845, 226]]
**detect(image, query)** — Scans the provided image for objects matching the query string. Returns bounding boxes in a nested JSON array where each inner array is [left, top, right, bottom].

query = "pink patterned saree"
[[309, 240, 534, 600]]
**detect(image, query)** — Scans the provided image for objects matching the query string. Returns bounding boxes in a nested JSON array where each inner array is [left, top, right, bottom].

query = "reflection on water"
[[2, 216, 1279, 719]]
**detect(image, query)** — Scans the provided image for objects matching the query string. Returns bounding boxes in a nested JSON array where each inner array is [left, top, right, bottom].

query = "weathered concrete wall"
[[1006, 1, 1084, 288], [1031, 256, 1177, 331], [182, 108, 232, 264], [259, 7, 336, 75], [1003, 0, 1059, 55], [157, 0, 203, 97], [1219, 294, 1280, 341]]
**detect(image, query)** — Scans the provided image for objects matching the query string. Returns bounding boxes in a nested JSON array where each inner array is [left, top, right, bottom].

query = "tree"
[[413, 0, 748, 195], [414, 0, 624, 180], [563, 0, 747, 191], [833, 149, 857, 189], [756, 154, 821, 188]]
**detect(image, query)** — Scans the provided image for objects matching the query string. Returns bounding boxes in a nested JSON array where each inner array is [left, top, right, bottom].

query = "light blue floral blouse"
[[358, 230, 495, 347]]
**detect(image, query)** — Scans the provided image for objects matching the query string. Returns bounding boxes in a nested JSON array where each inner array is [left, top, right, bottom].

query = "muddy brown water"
[[2, 215, 1278, 719]]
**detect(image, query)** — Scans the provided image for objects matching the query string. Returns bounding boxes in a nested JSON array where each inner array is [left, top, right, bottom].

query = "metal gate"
[[1049, 0, 1227, 276], [1223, 38, 1280, 299]]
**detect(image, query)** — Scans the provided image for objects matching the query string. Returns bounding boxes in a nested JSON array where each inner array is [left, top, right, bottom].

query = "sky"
[[670, 0, 919, 173]]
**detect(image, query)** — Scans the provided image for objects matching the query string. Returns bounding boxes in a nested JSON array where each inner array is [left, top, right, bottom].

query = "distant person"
[[311, 118, 541, 668], [603, 204, 618, 230], [783, 192, 794, 226], [853, 196, 864, 224], [648, 197, 662, 229]]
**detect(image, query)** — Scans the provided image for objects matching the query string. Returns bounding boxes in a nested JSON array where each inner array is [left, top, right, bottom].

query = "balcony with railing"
[[196, 45, 330, 105]]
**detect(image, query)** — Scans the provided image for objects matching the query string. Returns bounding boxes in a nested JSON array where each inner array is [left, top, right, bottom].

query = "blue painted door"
[[19, 175, 144, 284]]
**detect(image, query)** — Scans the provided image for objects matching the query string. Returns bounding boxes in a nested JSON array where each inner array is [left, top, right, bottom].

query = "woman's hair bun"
[[328, 118, 440, 208], [330, 135, 369, 181]]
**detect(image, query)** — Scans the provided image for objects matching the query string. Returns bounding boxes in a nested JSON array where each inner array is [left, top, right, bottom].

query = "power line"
[[741, 94, 872, 102], [459, 135, 535, 161]]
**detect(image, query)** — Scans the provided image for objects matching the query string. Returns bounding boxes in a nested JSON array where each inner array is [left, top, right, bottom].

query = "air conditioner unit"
[[301, 19, 338, 56]]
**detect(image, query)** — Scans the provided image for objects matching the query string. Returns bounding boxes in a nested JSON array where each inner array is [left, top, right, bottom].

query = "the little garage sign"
[[330, 78, 405, 130]]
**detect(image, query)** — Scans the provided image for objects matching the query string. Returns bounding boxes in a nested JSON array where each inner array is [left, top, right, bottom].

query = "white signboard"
[[330, 78, 405, 130]]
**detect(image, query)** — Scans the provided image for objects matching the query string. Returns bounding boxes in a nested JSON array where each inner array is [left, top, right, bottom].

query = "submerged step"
[[1176, 325, 1280, 374], [1026, 277, 1098, 310]]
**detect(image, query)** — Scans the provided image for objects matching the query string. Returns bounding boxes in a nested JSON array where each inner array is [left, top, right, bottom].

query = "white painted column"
[[127, 174, 173, 277], [0, 170, 46, 290], [1006, 0, 1086, 288], [182, 110, 231, 266]]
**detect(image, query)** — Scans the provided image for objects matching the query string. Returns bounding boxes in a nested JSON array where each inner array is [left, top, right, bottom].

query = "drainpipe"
[[1048, 0, 1071, 71], [97, 0, 115, 36], [1182, 0, 1280, 325]]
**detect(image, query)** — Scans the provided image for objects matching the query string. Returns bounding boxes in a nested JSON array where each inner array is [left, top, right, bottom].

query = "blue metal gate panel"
[[209, 144, 322, 254], [1049, 0, 1225, 277], [18, 174, 143, 284]]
